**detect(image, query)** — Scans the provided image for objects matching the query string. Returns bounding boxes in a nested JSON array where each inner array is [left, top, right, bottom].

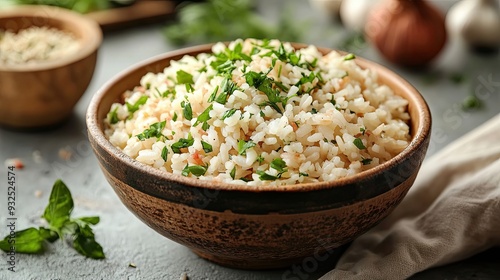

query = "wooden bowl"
[[0, 6, 102, 130], [86, 44, 431, 269]]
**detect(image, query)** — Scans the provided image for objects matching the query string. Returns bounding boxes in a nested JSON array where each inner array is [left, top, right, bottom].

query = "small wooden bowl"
[[0, 6, 102, 130], [87, 44, 431, 269]]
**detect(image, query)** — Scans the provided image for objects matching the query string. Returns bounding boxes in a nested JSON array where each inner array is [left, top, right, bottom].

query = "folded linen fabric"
[[321, 113, 500, 280]]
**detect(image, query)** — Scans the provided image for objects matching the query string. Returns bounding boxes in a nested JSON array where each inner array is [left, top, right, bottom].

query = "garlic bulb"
[[340, 0, 379, 32], [446, 0, 500, 52], [309, 0, 343, 19], [365, 0, 447, 67]]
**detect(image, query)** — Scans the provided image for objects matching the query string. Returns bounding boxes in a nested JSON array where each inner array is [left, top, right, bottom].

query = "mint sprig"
[[0, 180, 105, 259]]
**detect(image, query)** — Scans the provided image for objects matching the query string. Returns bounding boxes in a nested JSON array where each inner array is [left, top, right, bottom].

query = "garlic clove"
[[365, 0, 447, 68], [340, 0, 380, 32], [446, 0, 500, 53]]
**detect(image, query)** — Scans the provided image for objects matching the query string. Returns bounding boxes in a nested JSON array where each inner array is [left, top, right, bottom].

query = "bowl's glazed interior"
[[87, 43, 431, 269]]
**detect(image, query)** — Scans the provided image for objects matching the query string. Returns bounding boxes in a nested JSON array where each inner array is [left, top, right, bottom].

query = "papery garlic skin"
[[340, 0, 380, 32], [446, 0, 500, 51], [365, 0, 447, 67]]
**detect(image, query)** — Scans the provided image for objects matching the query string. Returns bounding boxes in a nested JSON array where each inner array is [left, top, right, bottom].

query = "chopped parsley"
[[108, 107, 119, 124], [360, 127, 366, 135], [136, 121, 166, 141], [202, 121, 210, 131], [201, 141, 213, 153], [126, 96, 148, 114], [208, 85, 219, 103], [270, 158, 287, 173], [222, 109, 238, 120], [245, 71, 286, 114], [230, 166, 236, 179], [181, 101, 193, 120], [214, 78, 237, 104], [176, 70, 194, 84], [171, 134, 194, 153], [182, 164, 208, 177], [194, 104, 213, 127], [344, 53, 356, 61], [161, 146, 168, 161], [256, 170, 278, 181], [299, 172, 309, 177], [361, 158, 372, 165], [237, 140, 256, 155], [172, 112, 178, 121], [256, 155, 265, 164], [353, 138, 367, 150]]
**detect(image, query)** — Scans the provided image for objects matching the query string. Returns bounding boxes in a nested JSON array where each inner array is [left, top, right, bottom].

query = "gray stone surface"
[[1, 0, 500, 279]]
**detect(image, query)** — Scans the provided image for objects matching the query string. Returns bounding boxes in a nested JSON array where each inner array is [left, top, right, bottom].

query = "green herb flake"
[[171, 134, 195, 153], [222, 108, 238, 120], [194, 104, 213, 127], [201, 141, 213, 153], [136, 121, 166, 141], [108, 107, 119, 124], [361, 158, 372, 165], [182, 164, 208, 177], [256, 170, 278, 181], [189, 165, 208, 177], [344, 53, 356, 61], [237, 140, 256, 155], [360, 127, 366, 135], [230, 166, 236, 179], [353, 138, 367, 150], [176, 70, 194, 84], [172, 112, 178, 122], [299, 172, 309, 177], [182, 102, 193, 120], [126, 96, 148, 114], [208, 85, 219, 103], [215, 78, 237, 105], [161, 146, 168, 161], [270, 158, 287, 173], [202, 121, 210, 131], [462, 94, 483, 111], [256, 155, 265, 164]]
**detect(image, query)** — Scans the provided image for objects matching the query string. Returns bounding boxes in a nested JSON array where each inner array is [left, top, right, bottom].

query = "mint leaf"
[[0, 228, 45, 254], [43, 180, 73, 232], [76, 216, 100, 226], [72, 225, 105, 260], [194, 104, 213, 127]]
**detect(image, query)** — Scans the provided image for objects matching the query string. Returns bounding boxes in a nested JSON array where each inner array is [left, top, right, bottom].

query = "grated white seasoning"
[[0, 26, 80, 65], [104, 39, 411, 186]]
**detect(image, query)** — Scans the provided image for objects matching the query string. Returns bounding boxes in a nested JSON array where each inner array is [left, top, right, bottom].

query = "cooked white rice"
[[104, 39, 411, 186], [0, 26, 79, 65]]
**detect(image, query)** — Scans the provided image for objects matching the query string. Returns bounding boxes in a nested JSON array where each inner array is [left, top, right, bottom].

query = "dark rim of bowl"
[[87, 42, 432, 193], [0, 5, 102, 72]]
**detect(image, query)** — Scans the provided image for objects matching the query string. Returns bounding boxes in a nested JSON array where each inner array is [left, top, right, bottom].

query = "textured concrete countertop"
[[1, 0, 500, 279]]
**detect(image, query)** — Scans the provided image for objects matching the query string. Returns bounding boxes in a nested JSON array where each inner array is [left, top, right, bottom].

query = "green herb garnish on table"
[[0, 180, 105, 259]]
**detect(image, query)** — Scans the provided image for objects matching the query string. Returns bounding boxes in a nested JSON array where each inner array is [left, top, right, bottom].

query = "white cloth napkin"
[[321, 113, 500, 280]]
